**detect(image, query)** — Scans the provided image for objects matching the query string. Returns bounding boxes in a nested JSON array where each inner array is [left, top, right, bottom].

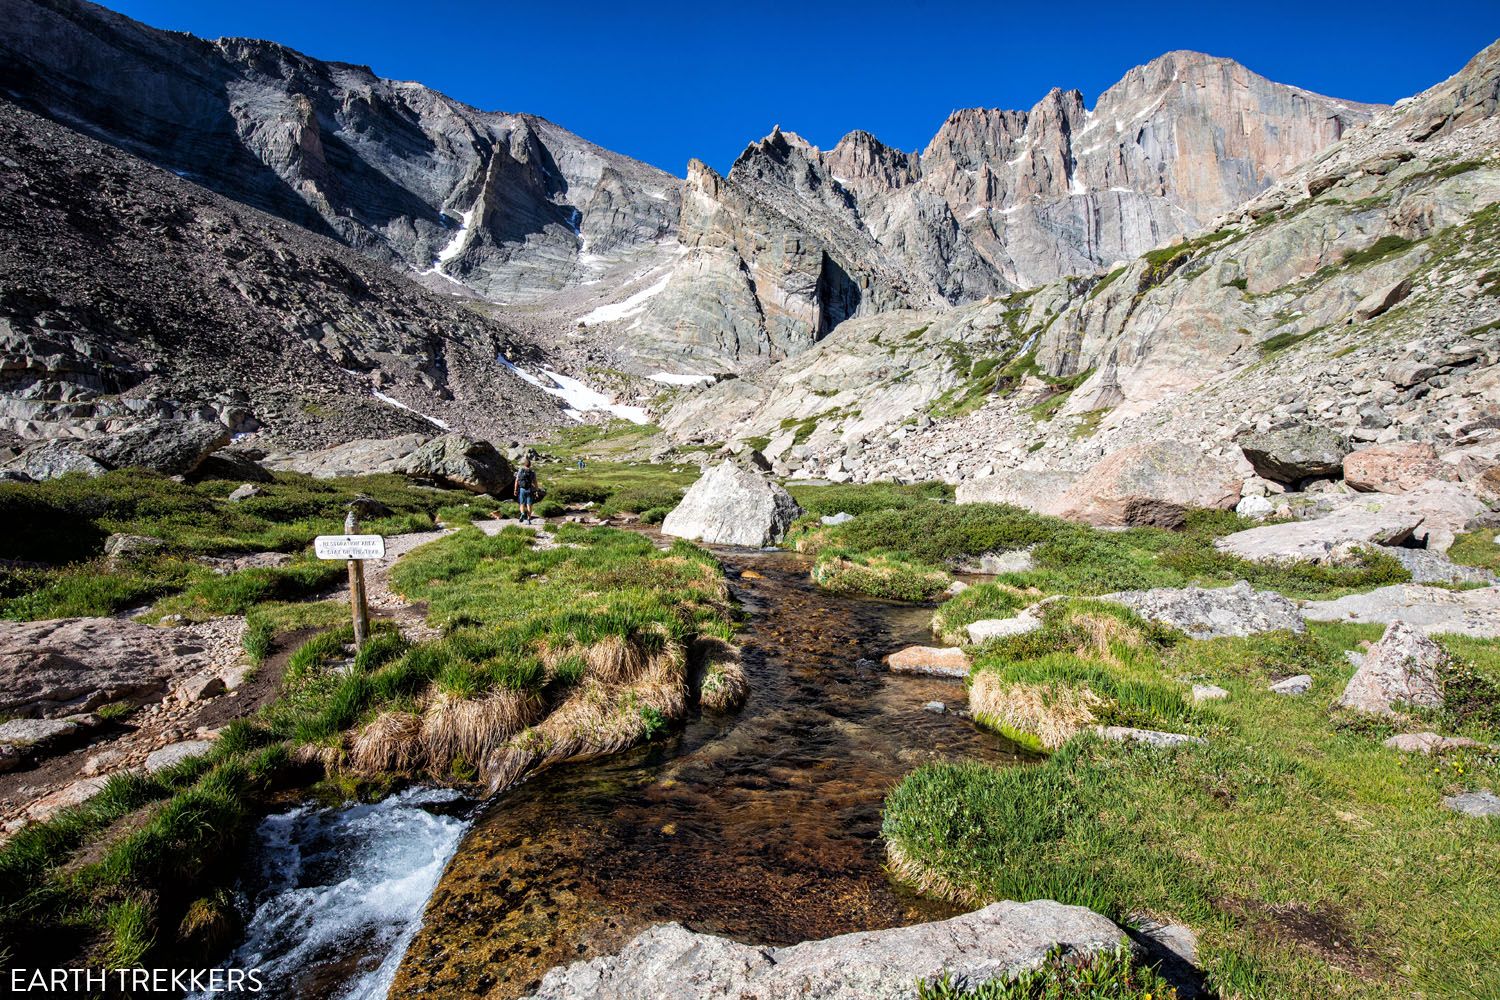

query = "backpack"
[[517, 467, 536, 491]]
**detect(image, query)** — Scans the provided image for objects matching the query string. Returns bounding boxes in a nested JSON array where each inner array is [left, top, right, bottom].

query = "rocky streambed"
[[213, 547, 1017, 998]]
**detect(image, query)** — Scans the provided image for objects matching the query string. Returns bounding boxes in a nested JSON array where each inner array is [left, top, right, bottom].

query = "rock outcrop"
[[1302, 584, 1500, 638], [1343, 442, 1455, 493], [1213, 509, 1421, 563], [1238, 424, 1350, 484], [525, 900, 1131, 1000], [1099, 581, 1304, 638], [0, 617, 231, 718], [661, 462, 802, 547]]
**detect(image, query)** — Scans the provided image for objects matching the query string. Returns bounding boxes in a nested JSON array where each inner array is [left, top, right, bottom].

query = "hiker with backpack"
[[515, 458, 541, 523]]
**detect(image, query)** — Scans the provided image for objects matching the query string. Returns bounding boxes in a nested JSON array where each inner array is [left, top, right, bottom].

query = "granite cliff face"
[[602, 51, 1380, 372], [662, 41, 1500, 492], [0, 0, 1379, 377]]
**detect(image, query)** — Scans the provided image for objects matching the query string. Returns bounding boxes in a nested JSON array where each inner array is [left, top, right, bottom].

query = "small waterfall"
[[195, 787, 470, 999]]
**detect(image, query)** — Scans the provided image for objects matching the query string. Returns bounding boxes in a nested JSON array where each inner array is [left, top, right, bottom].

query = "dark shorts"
[[517, 487, 534, 505]]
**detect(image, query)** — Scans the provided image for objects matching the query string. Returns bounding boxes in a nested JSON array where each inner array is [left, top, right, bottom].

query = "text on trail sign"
[[314, 534, 386, 560]]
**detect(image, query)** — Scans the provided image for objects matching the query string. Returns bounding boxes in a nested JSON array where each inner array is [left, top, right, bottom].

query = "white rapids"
[[193, 786, 470, 999]]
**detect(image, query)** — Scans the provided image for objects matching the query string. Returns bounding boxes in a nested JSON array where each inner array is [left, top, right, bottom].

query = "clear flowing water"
[[391, 549, 1018, 998], [211, 547, 1018, 999]]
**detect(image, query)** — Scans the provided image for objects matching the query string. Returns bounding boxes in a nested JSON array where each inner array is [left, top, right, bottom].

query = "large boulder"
[[955, 469, 1079, 516], [393, 434, 513, 495], [3, 420, 229, 481], [1238, 423, 1350, 484], [87, 419, 230, 477], [661, 462, 802, 547], [193, 448, 276, 483], [1213, 508, 1421, 563], [1099, 580, 1304, 638], [1336, 620, 1447, 715], [1053, 441, 1242, 528], [525, 900, 1129, 1000], [1343, 442, 1454, 494]]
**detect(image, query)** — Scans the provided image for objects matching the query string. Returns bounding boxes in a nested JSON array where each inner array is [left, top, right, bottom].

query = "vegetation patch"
[[918, 945, 1176, 999], [789, 480, 952, 518], [931, 582, 1029, 645], [799, 502, 1407, 600], [811, 551, 952, 602], [885, 619, 1500, 998]]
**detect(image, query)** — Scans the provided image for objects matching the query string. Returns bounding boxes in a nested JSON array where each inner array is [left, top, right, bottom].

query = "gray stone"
[[1387, 547, 1495, 585], [0, 617, 227, 718], [393, 434, 513, 495], [144, 739, 216, 774], [963, 548, 1036, 574], [1095, 726, 1206, 748], [1336, 620, 1446, 715], [1269, 674, 1313, 695], [525, 900, 1130, 1000], [1302, 584, 1500, 638], [820, 512, 854, 526], [1191, 684, 1229, 702], [173, 672, 227, 704], [1443, 790, 1500, 818], [1238, 423, 1350, 483], [8, 777, 109, 831], [922, 701, 946, 714], [104, 533, 168, 560], [227, 483, 262, 502], [3, 440, 109, 480], [1383, 732, 1490, 754], [0, 717, 79, 747], [966, 614, 1042, 645], [1353, 278, 1411, 321], [1099, 580, 1304, 638], [1235, 495, 1274, 518], [88, 419, 230, 477], [662, 462, 803, 547], [1213, 509, 1421, 563], [1054, 440, 1242, 528]]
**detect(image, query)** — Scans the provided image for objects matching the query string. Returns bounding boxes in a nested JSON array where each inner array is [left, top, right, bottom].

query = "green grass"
[[788, 480, 953, 517], [1448, 529, 1500, 574], [1339, 234, 1417, 268], [918, 945, 1176, 999], [797, 502, 1407, 601], [810, 551, 952, 602], [0, 470, 469, 620], [884, 620, 1500, 1000], [1258, 327, 1323, 356]]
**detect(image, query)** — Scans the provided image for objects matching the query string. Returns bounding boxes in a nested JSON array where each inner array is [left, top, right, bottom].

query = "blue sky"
[[106, 0, 1499, 177]]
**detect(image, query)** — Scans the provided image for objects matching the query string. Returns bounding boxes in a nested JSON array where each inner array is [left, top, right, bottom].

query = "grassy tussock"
[[693, 636, 749, 713], [351, 711, 425, 773], [419, 689, 545, 771], [918, 945, 1176, 999], [970, 675, 1104, 750], [811, 551, 952, 602]]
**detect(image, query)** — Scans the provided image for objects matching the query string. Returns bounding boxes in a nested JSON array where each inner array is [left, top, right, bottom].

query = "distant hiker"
[[577, 458, 586, 470], [516, 459, 539, 523]]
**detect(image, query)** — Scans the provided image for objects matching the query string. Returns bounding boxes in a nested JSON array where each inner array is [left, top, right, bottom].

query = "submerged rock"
[[1098, 580, 1303, 638], [525, 900, 1131, 1000], [661, 462, 803, 547], [1336, 620, 1446, 715]]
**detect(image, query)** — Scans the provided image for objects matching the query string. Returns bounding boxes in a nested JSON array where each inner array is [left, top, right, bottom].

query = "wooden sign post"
[[313, 513, 385, 652]]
